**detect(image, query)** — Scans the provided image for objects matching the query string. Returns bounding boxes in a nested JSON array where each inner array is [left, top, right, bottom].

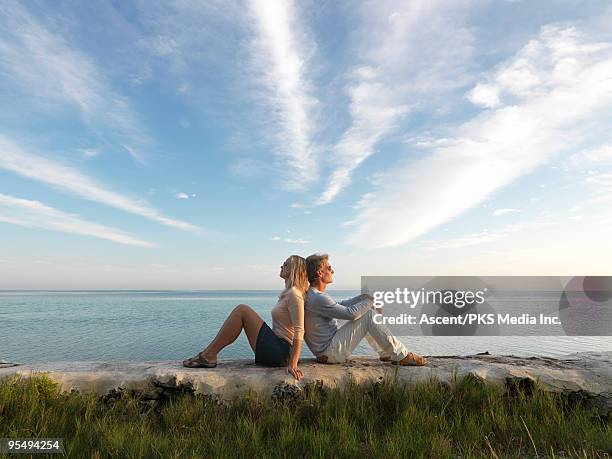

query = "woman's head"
[[279, 255, 309, 295]]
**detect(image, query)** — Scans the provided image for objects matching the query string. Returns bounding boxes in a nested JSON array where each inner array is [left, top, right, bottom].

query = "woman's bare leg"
[[200, 304, 264, 363]]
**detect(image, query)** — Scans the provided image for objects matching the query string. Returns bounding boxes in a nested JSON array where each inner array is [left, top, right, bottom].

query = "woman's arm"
[[286, 288, 305, 380], [286, 338, 303, 380]]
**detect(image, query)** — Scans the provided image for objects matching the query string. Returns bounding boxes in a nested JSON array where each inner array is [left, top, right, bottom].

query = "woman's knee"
[[233, 303, 252, 314]]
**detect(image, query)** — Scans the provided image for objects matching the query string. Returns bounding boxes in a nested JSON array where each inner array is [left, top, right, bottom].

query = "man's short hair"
[[306, 253, 328, 283]]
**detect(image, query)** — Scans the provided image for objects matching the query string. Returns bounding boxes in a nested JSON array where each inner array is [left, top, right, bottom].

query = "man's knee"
[[360, 309, 375, 324]]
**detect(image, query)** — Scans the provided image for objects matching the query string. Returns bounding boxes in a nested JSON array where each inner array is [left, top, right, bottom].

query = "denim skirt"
[[254, 322, 291, 367]]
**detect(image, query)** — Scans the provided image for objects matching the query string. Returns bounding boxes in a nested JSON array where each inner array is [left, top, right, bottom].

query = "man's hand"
[[286, 365, 303, 380]]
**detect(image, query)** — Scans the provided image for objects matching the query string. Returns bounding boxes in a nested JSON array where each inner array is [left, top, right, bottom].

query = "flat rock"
[[1, 352, 610, 414]]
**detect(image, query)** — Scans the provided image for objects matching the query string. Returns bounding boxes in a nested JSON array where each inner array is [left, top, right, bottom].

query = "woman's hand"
[[286, 365, 303, 380]]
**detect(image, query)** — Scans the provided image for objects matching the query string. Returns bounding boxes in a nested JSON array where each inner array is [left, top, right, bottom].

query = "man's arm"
[[311, 292, 372, 321], [338, 293, 373, 307]]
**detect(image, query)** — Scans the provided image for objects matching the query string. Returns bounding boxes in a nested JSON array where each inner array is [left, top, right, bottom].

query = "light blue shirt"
[[304, 287, 373, 356]]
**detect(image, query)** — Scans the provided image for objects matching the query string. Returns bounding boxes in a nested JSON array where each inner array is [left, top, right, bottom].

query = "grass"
[[0, 373, 610, 458]]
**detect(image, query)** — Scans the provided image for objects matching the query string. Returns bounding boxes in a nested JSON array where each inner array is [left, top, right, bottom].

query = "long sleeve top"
[[271, 286, 305, 345], [303, 287, 373, 356]]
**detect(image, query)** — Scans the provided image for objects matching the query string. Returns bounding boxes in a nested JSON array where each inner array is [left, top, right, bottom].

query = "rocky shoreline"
[[1, 352, 610, 416]]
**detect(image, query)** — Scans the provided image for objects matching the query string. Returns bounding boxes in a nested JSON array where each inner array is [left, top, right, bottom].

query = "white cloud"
[[122, 145, 147, 165], [248, 0, 319, 190], [493, 208, 519, 216], [0, 1, 150, 162], [432, 230, 506, 249], [176, 192, 189, 200], [570, 144, 612, 165], [466, 83, 501, 108], [284, 238, 311, 244], [79, 148, 100, 159], [0, 193, 157, 248], [269, 235, 310, 244], [347, 25, 612, 248], [0, 136, 199, 232], [424, 218, 558, 250], [318, 0, 475, 204], [566, 144, 612, 203]]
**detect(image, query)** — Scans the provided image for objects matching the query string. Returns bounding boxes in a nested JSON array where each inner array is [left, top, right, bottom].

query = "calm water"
[[1, 290, 610, 363]]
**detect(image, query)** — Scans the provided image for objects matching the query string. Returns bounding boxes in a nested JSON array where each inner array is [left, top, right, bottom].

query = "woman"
[[182, 255, 308, 380]]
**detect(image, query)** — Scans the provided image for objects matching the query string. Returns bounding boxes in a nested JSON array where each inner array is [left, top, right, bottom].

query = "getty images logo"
[[372, 287, 488, 309]]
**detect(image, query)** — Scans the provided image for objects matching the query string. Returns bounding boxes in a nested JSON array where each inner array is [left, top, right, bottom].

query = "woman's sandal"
[[182, 352, 217, 368], [393, 352, 427, 366]]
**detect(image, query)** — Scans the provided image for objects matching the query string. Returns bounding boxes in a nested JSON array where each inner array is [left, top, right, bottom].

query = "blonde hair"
[[282, 255, 309, 298]]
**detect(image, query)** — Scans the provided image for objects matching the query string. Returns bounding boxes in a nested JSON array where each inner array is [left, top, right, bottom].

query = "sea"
[[1, 290, 610, 363]]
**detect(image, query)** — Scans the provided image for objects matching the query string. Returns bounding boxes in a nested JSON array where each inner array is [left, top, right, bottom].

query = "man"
[[304, 253, 427, 365]]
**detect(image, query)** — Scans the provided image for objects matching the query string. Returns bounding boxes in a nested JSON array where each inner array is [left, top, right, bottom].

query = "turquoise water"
[[1, 290, 610, 363]]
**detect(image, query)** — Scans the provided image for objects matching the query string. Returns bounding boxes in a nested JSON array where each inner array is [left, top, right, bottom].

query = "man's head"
[[306, 253, 334, 286]]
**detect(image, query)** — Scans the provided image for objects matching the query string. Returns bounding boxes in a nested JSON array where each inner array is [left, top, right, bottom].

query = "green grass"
[[0, 373, 610, 458]]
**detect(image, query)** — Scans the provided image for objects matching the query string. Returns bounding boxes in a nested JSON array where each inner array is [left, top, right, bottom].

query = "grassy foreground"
[[0, 373, 610, 458]]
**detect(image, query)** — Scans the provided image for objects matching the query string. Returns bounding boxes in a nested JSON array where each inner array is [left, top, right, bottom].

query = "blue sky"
[[1, 0, 611, 289]]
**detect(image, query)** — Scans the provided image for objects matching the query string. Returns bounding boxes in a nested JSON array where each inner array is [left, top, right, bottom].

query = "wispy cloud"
[[0, 193, 157, 248], [270, 235, 311, 244], [284, 238, 311, 244], [318, 0, 475, 204], [248, 0, 319, 190], [0, 136, 199, 232], [79, 148, 100, 159], [122, 145, 147, 165], [430, 230, 506, 249], [175, 192, 195, 200], [493, 208, 519, 216], [426, 212, 611, 251], [568, 143, 612, 202], [427, 222, 544, 250], [348, 25, 612, 248], [0, 1, 150, 161], [570, 144, 612, 165]]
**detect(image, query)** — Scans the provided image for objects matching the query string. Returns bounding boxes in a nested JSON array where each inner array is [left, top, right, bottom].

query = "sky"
[[1, 0, 612, 290]]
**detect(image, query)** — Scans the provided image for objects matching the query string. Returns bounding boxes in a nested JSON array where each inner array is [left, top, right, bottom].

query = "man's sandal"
[[393, 352, 427, 366], [182, 352, 217, 368]]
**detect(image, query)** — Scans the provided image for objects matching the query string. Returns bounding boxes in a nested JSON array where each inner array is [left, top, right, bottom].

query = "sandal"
[[393, 352, 427, 366], [182, 352, 217, 368]]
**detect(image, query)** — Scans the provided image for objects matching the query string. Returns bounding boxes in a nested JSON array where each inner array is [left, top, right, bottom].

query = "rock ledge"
[[1, 352, 610, 415]]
